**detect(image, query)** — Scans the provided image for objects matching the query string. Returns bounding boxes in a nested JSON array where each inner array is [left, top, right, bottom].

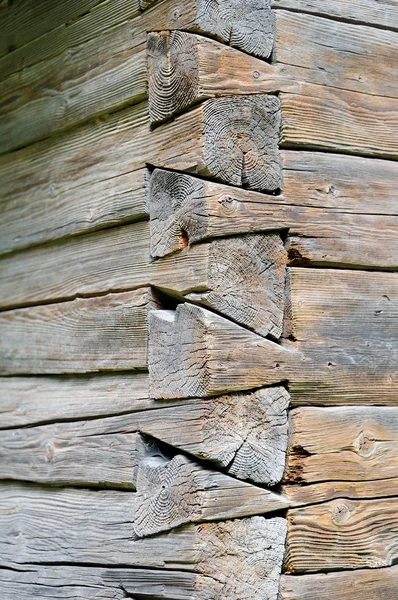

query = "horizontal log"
[[0, 0, 275, 153], [149, 269, 398, 403], [0, 382, 289, 486], [0, 485, 287, 593], [285, 406, 398, 485], [280, 566, 398, 600], [0, 223, 286, 338], [283, 478, 398, 507], [285, 497, 398, 573], [149, 152, 398, 269], [0, 94, 281, 256], [271, 0, 398, 30], [148, 29, 398, 158], [0, 288, 156, 374], [133, 439, 291, 536], [0, 373, 151, 428]]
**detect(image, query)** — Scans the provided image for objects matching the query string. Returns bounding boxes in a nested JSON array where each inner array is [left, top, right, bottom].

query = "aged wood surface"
[[0, 94, 281, 256], [150, 268, 398, 403], [0, 383, 289, 486], [0, 289, 156, 374], [0, 486, 287, 595], [149, 154, 398, 269], [285, 497, 398, 573], [280, 566, 398, 600], [0, 226, 286, 338], [0, 0, 275, 152], [0, 373, 151, 428], [271, 0, 398, 30], [283, 478, 398, 507], [285, 406, 398, 485]]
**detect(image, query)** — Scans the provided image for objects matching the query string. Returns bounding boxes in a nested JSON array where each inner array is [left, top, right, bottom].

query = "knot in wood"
[[332, 502, 352, 525], [44, 441, 54, 462], [356, 431, 376, 457]]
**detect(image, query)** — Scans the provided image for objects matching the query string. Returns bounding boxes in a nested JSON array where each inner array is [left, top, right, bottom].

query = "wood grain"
[[0, 289, 155, 374], [0, 94, 281, 256], [0, 224, 286, 338], [285, 497, 398, 572], [149, 153, 398, 269], [271, 0, 398, 30], [0, 485, 287, 598], [149, 268, 398, 404], [285, 406, 398, 485], [0, 383, 289, 486]]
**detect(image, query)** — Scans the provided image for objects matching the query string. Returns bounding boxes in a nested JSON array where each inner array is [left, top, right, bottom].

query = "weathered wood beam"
[[0, 373, 151, 428], [0, 94, 281, 256], [0, 382, 289, 486], [285, 406, 398, 485], [0, 289, 156, 375], [271, 0, 398, 30], [280, 566, 398, 600], [149, 153, 398, 269], [0, 0, 275, 153], [0, 224, 286, 338], [285, 497, 398, 573], [148, 30, 398, 158], [149, 268, 398, 403], [0, 484, 287, 595]]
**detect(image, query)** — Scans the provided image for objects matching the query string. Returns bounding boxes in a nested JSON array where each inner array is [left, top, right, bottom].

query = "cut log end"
[[203, 95, 282, 191], [196, 0, 275, 60], [148, 31, 199, 125], [149, 168, 208, 258]]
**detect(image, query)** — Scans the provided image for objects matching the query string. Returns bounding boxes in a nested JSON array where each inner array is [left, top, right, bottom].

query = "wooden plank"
[[0, 485, 287, 596], [285, 497, 398, 573], [0, 0, 275, 152], [0, 0, 109, 59], [0, 430, 290, 521], [0, 373, 151, 428], [280, 82, 398, 158], [149, 154, 398, 269], [149, 269, 398, 403], [280, 567, 398, 600], [0, 94, 281, 256], [283, 478, 398, 507], [285, 406, 398, 485], [0, 289, 156, 375], [271, 0, 398, 30], [0, 224, 286, 338], [0, 383, 290, 486]]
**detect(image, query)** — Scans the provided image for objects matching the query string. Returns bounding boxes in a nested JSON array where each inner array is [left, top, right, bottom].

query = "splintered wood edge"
[[132, 436, 292, 537]]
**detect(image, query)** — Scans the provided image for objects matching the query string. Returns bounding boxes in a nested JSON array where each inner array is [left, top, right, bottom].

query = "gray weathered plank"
[[0, 289, 156, 374], [0, 383, 289, 486], [149, 269, 398, 403], [285, 497, 398, 573], [0, 485, 287, 598], [0, 224, 286, 338], [280, 567, 398, 600], [285, 406, 398, 485], [149, 152, 398, 269], [271, 0, 398, 30], [0, 95, 281, 257]]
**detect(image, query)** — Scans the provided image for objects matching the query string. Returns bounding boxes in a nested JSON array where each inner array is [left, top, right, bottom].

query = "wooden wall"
[[0, 0, 397, 597]]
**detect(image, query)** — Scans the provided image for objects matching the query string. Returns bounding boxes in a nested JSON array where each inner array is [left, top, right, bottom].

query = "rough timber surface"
[[0, 383, 290, 486], [271, 0, 398, 30], [285, 497, 398, 573], [0, 225, 286, 338], [0, 95, 281, 257], [280, 566, 398, 600], [0, 289, 155, 374], [285, 406, 398, 485], [149, 152, 398, 269], [0, 486, 287, 597], [149, 268, 398, 403]]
